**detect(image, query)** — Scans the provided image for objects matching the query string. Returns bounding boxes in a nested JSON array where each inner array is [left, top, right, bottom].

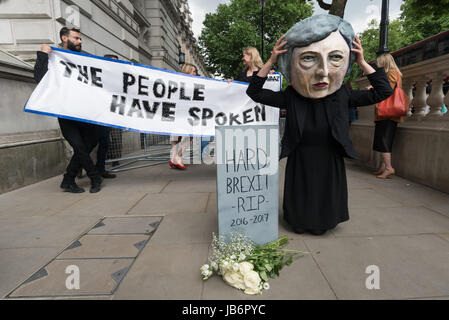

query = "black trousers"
[[95, 125, 110, 173], [58, 118, 98, 181]]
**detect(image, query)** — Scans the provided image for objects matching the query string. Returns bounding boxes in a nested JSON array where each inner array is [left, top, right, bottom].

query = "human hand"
[[366, 85, 373, 90], [269, 69, 275, 74], [351, 35, 365, 65], [40, 44, 52, 54], [352, 35, 376, 75], [268, 35, 288, 65]]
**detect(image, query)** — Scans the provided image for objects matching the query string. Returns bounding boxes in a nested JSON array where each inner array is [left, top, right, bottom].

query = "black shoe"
[[60, 182, 85, 193], [90, 176, 103, 193], [112, 161, 119, 167], [308, 229, 327, 236], [101, 171, 116, 179], [293, 227, 305, 234]]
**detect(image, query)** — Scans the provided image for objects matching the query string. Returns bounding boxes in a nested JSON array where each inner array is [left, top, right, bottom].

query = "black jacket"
[[236, 68, 260, 83], [34, 51, 49, 83], [246, 68, 394, 160]]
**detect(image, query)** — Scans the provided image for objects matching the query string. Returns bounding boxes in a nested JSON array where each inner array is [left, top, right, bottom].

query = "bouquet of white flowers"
[[200, 232, 309, 295]]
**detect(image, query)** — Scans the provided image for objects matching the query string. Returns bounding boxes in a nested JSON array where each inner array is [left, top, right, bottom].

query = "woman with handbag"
[[372, 53, 407, 179]]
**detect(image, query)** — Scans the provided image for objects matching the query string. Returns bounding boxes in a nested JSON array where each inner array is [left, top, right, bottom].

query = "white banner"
[[25, 48, 281, 137]]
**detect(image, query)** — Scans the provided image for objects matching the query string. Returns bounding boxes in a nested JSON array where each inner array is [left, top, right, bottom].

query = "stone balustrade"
[[355, 53, 449, 122], [352, 53, 449, 194]]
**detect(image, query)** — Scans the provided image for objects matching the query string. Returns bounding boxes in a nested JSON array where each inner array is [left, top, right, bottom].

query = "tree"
[[400, 0, 449, 20], [316, 0, 348, 18], [199, 0, 314, 78], [346, 18, 410, 88], [400, 0, 449, 44]]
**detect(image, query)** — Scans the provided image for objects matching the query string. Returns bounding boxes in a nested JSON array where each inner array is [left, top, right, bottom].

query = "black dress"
[[283, 99, 348, 230], [373, 120, 398, 152], [246, 69, 394, 233]]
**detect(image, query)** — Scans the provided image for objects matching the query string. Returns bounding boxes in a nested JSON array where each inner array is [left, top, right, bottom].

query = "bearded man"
[[34, 27, 103, 193]]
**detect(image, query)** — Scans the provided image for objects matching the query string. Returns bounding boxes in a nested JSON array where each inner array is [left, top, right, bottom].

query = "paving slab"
[[201, 239, 336, 300], [127, 192, 210, 215], [303, 234, 449, 300], [149, 212, 216, 245], [8, 258, 134, 298], [56, 191, 148, 217], [438, 233, 449, 242], [348, 188, 405, 209], [0, 191, 87, 218], [347, 176, 377, 189], [113, 243, 209, 299], [0, 247, 60, 298], [206, 193, 217, 214], [0, 216, 99, 249], [57, 234, 150, 259], [162, 178, 217, 193], [332, 206, 449, 237], [372, 184, 449, 218], [98, 176, 168, 194], [87, 216, 163, 235], [408, 296, 449, 300]]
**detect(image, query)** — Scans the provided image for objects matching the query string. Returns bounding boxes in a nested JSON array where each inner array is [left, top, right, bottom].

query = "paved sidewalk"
[[0, 159, 448, 300]]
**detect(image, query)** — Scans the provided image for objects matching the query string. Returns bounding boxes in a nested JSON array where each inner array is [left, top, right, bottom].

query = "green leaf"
[[265, 264, 272, 272], [260, 271, 269, 282]]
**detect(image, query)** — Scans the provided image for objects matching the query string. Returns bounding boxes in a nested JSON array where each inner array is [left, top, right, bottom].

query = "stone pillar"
[[444, 80, 449, 114], [426, 73, 445, 117], [402, 79, 414, 118], [411, 79, 429, 118]]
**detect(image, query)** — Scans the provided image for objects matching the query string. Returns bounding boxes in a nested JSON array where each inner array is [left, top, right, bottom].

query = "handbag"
[[376, 70, 410, 118]]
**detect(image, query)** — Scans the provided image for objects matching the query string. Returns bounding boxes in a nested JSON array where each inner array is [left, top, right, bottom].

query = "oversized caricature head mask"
[[278, 14, 356, 99]]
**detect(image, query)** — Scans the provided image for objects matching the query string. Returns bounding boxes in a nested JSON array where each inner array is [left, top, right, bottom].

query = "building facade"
[[178, 0, 209, 77], [0, 0, 209, 193], [0, 0, 209, 72]]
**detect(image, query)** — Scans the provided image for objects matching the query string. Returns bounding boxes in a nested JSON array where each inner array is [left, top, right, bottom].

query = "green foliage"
[[346, 2, 449, 88], [199, 0, 314, 78], [344, 18, 409, 87], [400, 0, 449, 44], [246, 235, 308, 280]]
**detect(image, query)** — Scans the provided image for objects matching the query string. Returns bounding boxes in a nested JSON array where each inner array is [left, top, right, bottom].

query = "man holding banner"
[[34, 27, 103, 194]]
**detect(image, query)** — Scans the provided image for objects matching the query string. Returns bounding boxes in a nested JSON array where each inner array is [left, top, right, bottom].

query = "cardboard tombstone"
[[277, 14, 356, 99]]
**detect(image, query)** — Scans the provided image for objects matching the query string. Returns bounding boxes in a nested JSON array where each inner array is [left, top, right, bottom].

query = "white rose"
[[243, 270, 261, 290], [244, 286, 261, 295], [238, 262, 254, 275], [200, 264, 209, 273], [223, 272, 245, 290]]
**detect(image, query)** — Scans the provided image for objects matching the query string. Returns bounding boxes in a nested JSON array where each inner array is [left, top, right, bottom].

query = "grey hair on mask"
[[277, 14, 356, 83]]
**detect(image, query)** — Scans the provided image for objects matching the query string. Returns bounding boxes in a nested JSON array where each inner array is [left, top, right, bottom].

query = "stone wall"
[[0, 53, 67, 193]]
